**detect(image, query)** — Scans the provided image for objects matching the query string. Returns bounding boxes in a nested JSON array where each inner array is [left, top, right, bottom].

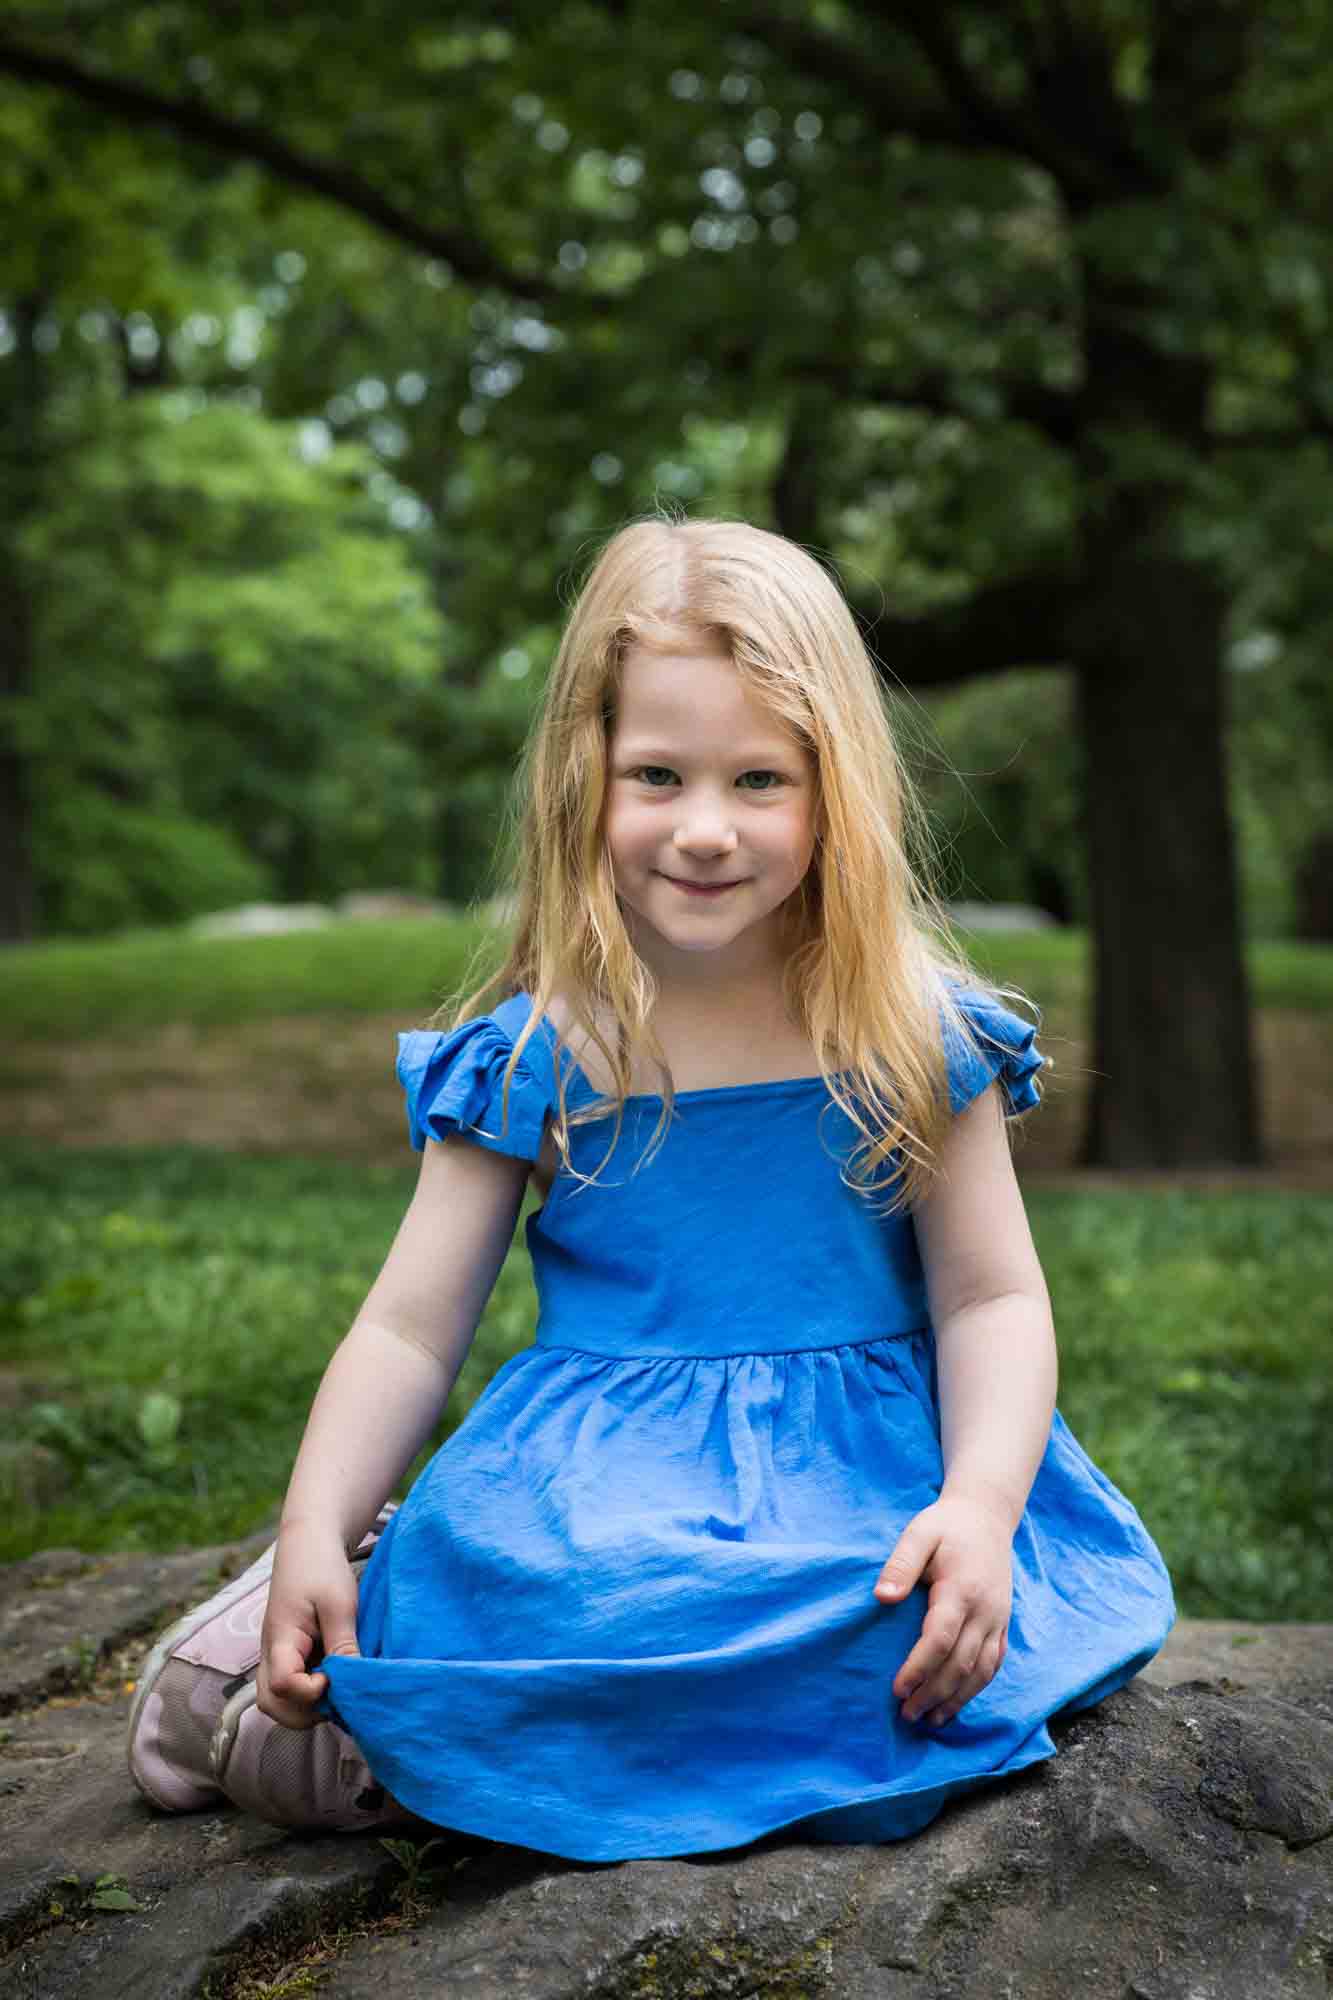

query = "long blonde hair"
[[436, 510, 1040, 1213]]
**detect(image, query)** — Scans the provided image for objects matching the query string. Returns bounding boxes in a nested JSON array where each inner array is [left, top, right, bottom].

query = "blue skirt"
[[321, 1327, 1175, 1859]]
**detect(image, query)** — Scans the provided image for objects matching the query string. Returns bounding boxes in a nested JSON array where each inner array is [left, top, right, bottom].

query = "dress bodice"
[[396, 989, 1045, 1362]]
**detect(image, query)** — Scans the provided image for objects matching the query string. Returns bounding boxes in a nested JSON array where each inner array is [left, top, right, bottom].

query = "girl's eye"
[[629, 767, 784, 791]]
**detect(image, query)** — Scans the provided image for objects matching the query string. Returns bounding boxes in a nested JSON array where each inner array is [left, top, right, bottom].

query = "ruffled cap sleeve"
[[396, 1005, 551, 1161], [943, 987, 1046, 1118]]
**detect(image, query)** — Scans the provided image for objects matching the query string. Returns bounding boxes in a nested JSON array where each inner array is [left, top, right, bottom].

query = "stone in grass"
[[188, 902, 334, 937]]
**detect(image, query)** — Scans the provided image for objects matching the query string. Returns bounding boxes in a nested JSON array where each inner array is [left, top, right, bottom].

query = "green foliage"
[[88, 1875, 146, 1914], [17, 393, 447, 931], [907, 671, 1083, 923], [913, 656, 1324, 939], [34, 798, 272, 937], [2, 0, 1332, 952], [0, 1141, 1328, 1618]]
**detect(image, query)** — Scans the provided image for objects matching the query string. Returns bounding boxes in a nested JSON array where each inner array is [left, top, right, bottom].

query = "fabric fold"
[[396, 1017, 550, 1160], [944, 987, 1046, 1117]]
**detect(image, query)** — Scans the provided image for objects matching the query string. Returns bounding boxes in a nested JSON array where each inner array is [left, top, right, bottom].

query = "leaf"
[[137, 1391, 183, 1451], [90, 1887, 144, 1911]]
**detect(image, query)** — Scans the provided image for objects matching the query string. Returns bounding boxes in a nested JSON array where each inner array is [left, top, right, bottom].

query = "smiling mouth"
[[664, 875, 744, 894]]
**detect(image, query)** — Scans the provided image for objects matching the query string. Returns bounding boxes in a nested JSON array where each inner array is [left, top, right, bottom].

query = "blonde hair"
[[436, 510, 1041, 1213]]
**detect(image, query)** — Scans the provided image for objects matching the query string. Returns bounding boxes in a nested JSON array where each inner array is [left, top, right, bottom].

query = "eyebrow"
[[615, 744, 803, 764]]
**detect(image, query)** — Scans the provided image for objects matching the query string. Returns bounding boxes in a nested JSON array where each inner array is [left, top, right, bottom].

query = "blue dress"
[[321, 988, 1175, 1859]]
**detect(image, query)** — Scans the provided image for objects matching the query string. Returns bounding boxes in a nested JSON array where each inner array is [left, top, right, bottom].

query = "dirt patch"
[[2, 1014, 412, 1163], [2, 1009, 1330, 1189]]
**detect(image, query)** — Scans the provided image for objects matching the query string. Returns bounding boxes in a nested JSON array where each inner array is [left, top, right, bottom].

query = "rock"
[[946, 901, 1059, 932], [1190, 1685, 1333, 1846], [0, 1683, 397, 2000], [0, 1532, 274, 1714], [0, 1553, 1328, 2000], [188, 903, 335, 938], [335, 892, 450, 922], [1138, 1620, 1333, 1693], [318, 1678, 1333, 2000]]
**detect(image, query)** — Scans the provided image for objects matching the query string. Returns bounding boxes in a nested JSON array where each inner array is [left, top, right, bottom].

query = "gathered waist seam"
[[531, 1324, 931, 1363]]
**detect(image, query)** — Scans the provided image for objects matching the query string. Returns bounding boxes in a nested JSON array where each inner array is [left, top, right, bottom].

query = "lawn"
[[2, 1142, 1328, 1619], [2, 915, 1331, 1040]]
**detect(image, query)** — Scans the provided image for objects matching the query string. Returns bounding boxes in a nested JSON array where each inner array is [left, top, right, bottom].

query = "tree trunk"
[[0, 295, 43, 942], [1073, 550, 1262, 1166], [1294, 831, 1333, 942]]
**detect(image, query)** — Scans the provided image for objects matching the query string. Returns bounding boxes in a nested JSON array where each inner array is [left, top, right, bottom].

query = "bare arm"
[[875, 1082, 1057, 1728], [257, 1131, 533, 1724], [916, 1083, 1058, 1532], [279, 1131, 533, 1550]]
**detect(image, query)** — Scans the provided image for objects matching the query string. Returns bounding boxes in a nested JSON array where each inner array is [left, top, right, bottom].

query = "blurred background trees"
[[1, 0, 1331, 1169]]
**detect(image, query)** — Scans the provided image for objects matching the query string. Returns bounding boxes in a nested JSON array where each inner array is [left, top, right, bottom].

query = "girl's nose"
[[673, 812, 738, 857]]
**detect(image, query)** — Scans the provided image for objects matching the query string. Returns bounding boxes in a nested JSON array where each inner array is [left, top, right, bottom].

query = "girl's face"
[[604, 643, 818, 980]]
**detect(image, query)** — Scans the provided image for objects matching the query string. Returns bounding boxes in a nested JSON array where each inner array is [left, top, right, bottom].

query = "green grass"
[[2, 1143, 1328, 1618], [0, 915, 500, 1038], [0, 1144, 535, 1559], [2, 917, 1330, 1040]]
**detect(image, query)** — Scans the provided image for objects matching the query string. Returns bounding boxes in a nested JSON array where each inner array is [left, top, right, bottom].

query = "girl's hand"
[[256, 1524, 361, 1731], [873, 1492, 1014, 1728]]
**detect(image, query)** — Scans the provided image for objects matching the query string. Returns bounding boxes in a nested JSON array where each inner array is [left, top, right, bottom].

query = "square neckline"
[[520, 992, 839, 1105]]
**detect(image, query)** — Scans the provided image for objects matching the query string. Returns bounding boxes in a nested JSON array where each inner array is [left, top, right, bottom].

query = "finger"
[[255, 1678, 324, 1730], [256, 1653, 328, 1729], [920, 1629, 1008, 1727], [896, 1616, 980, 1712], [874, 1519, 939, 1602], [892, 1600, 966, 1701], [265, 1632, 318, 1698], [901, 1616, 994, 1718]]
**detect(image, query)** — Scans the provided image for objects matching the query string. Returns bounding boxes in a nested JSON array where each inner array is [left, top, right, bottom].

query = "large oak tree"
[[4, 0, 1332, 1166]]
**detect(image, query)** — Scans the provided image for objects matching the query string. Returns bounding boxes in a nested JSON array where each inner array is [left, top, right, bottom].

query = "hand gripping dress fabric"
[[319, 988, 1176, 1860]]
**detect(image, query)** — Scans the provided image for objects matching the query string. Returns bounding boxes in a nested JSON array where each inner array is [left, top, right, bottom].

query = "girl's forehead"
[[612, 645, 806, 751]]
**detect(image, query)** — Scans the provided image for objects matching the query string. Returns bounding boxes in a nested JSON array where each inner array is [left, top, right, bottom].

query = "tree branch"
[[854, 0, 1130, 208], [1207, 417, 1333, 452], [854, 570, 1075, 690], [788, 358, 1081, 446], [768, 393, 1079, 688], [730, 4, 989, 154], [0, 36, 562, 301]]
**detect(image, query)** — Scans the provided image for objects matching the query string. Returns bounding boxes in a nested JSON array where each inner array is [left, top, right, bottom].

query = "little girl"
[[129, 514, 1175, 1855]]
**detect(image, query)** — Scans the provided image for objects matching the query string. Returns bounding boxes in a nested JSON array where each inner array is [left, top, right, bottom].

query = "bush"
[[34, 794, 273, 937]]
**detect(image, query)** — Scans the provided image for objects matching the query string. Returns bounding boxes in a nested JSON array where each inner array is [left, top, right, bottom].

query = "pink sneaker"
[[208, 1681, 411, 1831], [127, 1505, 395, 1814]]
